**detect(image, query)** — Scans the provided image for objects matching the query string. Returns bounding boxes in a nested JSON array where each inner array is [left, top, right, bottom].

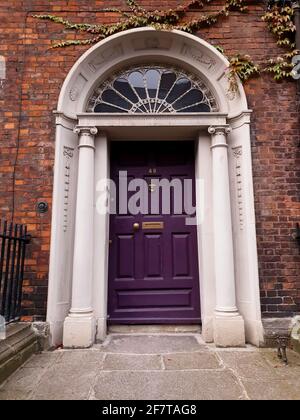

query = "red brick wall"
[[0, 0, 299, 321]]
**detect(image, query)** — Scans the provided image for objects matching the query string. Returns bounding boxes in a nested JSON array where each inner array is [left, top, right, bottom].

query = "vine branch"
[[33, 0, 299, 90]]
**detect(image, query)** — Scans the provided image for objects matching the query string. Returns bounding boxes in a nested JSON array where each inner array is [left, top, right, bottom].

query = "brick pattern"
[[0, 1, 299, 320]]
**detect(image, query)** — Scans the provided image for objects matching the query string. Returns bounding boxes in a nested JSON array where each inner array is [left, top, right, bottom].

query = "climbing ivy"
[[33, 0, 298, 89], [262, 3, 298, 80], [227, 55, 260, 93], [33, 0, 248, 47]]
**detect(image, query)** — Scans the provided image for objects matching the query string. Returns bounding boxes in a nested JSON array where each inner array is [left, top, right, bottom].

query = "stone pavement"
[[0, 333, 300, 400]]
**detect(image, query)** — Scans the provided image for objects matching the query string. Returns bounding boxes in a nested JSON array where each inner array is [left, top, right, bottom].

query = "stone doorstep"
[[108, 325, 202, 334], [0, 323, 39, 384]]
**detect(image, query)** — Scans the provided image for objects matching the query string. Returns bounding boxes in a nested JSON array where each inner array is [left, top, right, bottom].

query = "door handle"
[[133, 223, 140, 232]]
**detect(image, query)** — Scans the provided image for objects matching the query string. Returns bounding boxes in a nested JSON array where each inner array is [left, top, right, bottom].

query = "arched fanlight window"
[[87, 65, 218, 114]]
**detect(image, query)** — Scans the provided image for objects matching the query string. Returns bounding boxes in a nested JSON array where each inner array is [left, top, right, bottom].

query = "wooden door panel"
[[144, 234, 163, 279], [116, 235, 135, 280], [108, 141, 201, 324], [172, 233, 191, 278]]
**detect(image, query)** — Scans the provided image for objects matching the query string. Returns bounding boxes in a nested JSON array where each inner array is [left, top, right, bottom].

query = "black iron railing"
[[0, 220, 31, 324]]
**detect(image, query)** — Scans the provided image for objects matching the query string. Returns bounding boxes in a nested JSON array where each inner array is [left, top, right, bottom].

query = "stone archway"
[[47, 28, 264, 348]]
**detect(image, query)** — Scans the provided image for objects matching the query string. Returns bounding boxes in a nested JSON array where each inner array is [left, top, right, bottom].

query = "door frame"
[[89, 115, 224, 340], [107, 140, 202, 325], [47, 28, 264, 348], [75, 112, 258, 344]]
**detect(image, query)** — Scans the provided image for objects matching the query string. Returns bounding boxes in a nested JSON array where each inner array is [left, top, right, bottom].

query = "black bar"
[[8, 223, 18, 322], [17, 225, 27, 319], [0, 220, 7, 303], [0, 220, 31, 324], [1, 222, 13, 319], [12, 224, 23, 321]]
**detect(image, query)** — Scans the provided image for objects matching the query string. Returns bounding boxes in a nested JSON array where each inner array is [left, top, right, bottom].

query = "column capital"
[[208, 125, 232, 136], [209, 126, 232, 150], [74, 126, 98, 137], [74, 127, 98, 150]]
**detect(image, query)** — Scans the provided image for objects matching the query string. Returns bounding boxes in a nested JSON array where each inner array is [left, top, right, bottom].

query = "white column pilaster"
[[94, 133, 110, 342], [209, 125, 245, 347], [63, 126, 98, 348]]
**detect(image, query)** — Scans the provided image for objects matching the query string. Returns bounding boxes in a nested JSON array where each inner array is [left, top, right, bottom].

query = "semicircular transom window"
[[87, 65, 219, 114]]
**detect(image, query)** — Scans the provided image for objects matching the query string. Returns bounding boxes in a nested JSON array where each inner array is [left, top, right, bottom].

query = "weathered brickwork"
[[0, 1, 299, 321]]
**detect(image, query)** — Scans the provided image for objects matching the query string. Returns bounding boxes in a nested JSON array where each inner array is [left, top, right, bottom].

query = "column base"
[[63, 314, 96, 349], [214, 312, 246, 348], [202, 316, 214, 343], [96, 317, 107, 343]]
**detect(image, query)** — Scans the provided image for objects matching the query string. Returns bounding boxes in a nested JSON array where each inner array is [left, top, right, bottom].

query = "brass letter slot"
[[142, 222, 164, 230]]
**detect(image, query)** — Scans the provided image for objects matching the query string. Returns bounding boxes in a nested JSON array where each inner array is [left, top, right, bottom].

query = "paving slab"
[[97, 334, 205, 354], [94, 370, 244, 400], [24, 352, 62, 368], [103, 354, 162, 371], [242, 379, 300, 401], [217, 351, 280, 381], [0, 367, 45, 400], [261, 349, 300, 380], [57, 350, 105, 367], [163, 352, 221, 370], [1, 335, 300, 400], [30, 352, 106, 400], [31, 368, 96, 400]]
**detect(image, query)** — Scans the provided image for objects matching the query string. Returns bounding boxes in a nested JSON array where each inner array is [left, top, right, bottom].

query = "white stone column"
[[63, 126, 98, 348], [209, 126, 245, 347], [94, 133, 110, 342]]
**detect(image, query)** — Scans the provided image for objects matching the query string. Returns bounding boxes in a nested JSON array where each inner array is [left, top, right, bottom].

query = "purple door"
[[108, 141, 201, 324]]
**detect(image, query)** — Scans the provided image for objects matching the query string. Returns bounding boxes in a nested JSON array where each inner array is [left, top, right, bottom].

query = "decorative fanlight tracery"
[[87, 65, 218, 114]]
